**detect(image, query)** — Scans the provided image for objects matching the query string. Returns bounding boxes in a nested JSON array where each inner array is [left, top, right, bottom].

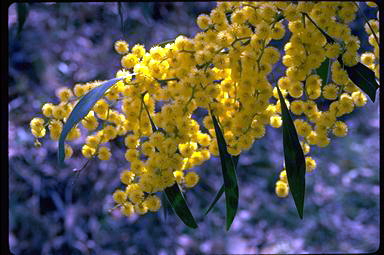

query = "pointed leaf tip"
[[211, 111, 239, 230], [276, 85, 306, 219], [204, 155, 239, 216], [164, 183, 198, 229]]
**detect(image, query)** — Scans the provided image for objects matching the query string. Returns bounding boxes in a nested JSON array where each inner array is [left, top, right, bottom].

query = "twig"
[[354, 2, 379, 46], [303, 13, 335, 44]]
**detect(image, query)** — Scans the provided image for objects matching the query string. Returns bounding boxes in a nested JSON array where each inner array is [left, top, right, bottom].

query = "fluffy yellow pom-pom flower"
[[114, 40, 129, 55], [185, 171, 199, 188]]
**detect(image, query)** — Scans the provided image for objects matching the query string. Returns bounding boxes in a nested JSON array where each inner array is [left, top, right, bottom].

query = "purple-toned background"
[[9, 2, 379, 254]]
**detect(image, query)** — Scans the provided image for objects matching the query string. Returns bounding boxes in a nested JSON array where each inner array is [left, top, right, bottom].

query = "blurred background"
[[8, 2, 379, 254]]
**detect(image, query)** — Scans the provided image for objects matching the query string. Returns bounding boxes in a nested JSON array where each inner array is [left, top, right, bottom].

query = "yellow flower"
[[125, 149, 138, 162], [102, 125, 117, 141], [305, 156, 317, 173], [42, 103, 54, 117], [149, 46, 164, 61], [270, 115, 282, 128], [131, 44, 146, 58], [65, 144, 73, 159], [275, 181, 289, 198], [82, 111, 98, 130], [134, 203, 148, 215], [178, 142, 197, 158], [149, 132, 165, 147], [121, 54, 138, 69], [98, 146, 111, 160], [113, 189, 127, 204], [332, 121, 348, 137], [300, 141, 310, 155], [49, 120, 63, 140], [351, 91, 367, 107], [173, 170, 184, 184], [290, 100, 304, 115], [294, 119, 312, 137], [185, 171, 199, 188], [209, 140, 219, 157], [270, 21, 285, 40], [128, 189, 144, 204], [322, 83, 338, 100], [52, 105, 67, 120], [114, 40, 129, 55], [93, 99, 109, 116], [124, 134, 139, 149], [73, 84, 87, 97], [31, 127, 46, 138], [288, 81, 303, 98], [82, 144, 96, 158], [141, 141, 154, 156], [250, 120, 266, 139], [279, 169, 287, 183], [197, 132, 211, 147], [121, 170, 135, 185], [144, 195, 161, 212], [56, 87, 73, 102], [197, 14, 211, 30], [121, 202, 134, 216], [342, 51, 359, 66], [360, 52, 375, 66], [325, 43, 341, 59], [288, 20, 304, 34], [30, 117, 44, 130]]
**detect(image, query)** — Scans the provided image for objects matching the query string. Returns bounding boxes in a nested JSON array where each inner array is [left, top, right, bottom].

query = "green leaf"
[[316, 58, 330, 86], [16, 3, 29, 36], [210, 111, 239, 230], [276, 85, 306, 219], [337, 57, 379, 102], [204, 155, 239, 215], [58, 77, 125, 166], [164, 183, 198, 229]]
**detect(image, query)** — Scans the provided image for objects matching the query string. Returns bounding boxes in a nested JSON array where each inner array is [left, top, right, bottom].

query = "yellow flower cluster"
[[30, 2, 379, 215]]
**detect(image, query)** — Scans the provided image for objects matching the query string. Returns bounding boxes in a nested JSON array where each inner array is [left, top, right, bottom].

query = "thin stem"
[[141, 92, 157, 133], [325, 59, 332, 85], [156, 77, 180, 83], [183, 85, 196, 114], [354, 2, 379, 46], [178, 50, 195, 54], [118, 3, 124, 35], [155, 39, 175, 48], [303, 13, 335, 44], [270, 11, 284, 25], [215, 46, 228, 54], [231, 36, 251, 49], [242, 3, 258, 10], [72, 157, 93, 185]]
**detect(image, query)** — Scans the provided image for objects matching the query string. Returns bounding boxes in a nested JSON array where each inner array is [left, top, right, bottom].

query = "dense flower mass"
[[31, 2, 379, 215]]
